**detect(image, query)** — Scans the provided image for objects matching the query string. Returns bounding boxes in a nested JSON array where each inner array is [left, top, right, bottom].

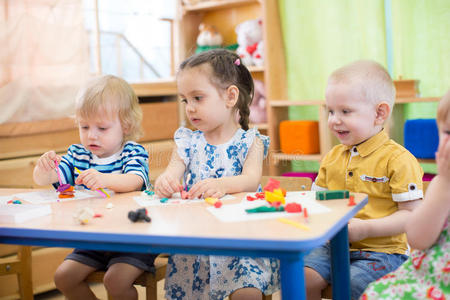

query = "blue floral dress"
[[164, 127, 280, 300]]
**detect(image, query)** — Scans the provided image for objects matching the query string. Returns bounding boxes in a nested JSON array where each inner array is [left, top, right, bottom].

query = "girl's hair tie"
[[234, 58, 241, 66]]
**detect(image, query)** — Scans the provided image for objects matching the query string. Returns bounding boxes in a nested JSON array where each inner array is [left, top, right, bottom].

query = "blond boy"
[[305, 60, 424, 299]]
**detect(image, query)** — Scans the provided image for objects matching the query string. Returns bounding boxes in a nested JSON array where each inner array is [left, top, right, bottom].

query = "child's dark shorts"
[[304, 242, 408, 299], [66, 249, 158, 273]]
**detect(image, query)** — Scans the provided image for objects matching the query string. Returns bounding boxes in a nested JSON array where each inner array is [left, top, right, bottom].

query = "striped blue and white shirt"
[[57, 141, 149, 190]]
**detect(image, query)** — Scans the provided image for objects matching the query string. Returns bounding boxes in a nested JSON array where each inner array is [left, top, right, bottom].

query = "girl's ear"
[[225, 85, 239, 108], [375, 102, 390, 125]]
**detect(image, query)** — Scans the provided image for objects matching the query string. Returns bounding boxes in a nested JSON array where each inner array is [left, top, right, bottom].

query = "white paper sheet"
[[134, 192, 235, 207], [207, 191, 331, 222], [13, 189, 95, 204], [0, 195, 19, 205], [0, 204, 52, 223]]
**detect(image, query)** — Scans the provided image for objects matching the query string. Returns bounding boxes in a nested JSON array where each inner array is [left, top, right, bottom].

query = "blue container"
[[404, 119, 439, 159]]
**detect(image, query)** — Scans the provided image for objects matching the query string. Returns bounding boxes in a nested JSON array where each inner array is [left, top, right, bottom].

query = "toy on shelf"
[[235, 19, 264, 67], [196, 23, 223, 53], [249, 79, 267, 124], [404, 119, 439, 159], [393, 78, 419, 98], [279, 120, 320, 154]]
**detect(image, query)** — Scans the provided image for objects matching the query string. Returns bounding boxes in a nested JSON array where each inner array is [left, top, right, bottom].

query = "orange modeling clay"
[[58, 185, 75, 198]]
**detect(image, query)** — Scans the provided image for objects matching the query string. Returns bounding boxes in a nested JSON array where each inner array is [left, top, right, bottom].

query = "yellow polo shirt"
[[313, 129, 423, 254]]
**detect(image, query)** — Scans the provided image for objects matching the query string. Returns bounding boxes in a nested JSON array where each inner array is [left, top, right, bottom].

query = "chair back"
[[261, 176, 312, 191]]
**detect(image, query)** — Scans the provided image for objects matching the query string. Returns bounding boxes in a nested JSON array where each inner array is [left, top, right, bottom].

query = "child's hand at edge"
[[188, 178, 226, 199], [36, 150, 61, 172], [75, 169, 108, 191], [348, 218, 370, 243], [436, 134, 450, 181], [155, 172, 183, 198]]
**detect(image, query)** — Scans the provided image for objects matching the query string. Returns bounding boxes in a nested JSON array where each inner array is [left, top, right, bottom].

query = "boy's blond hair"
[[437, 89, 450, 129], [75, 75, 143, 141], [328, 60, 396, 111]]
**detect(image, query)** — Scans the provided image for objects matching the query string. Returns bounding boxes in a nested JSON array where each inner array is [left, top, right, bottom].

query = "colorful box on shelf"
[[393, 79, 419, 98], [404, 119, 439, 159], [279, 120, 320, 154]]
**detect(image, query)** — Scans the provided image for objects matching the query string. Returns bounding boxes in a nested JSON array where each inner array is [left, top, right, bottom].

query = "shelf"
[[248, 66, 264, 73], [395, 97, 440, 104], [270, 100, 325, 107], [272, 153, 322, 164], [418, 158, 436, 164], [131, 78, 177, 97], [269, 97, 440, 107], [182, 0, 259, 12], [250, 123, 268, 130]]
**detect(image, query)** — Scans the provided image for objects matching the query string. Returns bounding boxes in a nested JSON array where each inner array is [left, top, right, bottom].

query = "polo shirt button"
[[349, 171, 353, 177], [353, 148, 358, 152], [410, 185, 415, 190]]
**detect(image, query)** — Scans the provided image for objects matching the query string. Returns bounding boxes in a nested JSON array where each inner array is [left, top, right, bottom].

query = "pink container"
[[282, 172, 318, 182], [422, 173, 435, 181]]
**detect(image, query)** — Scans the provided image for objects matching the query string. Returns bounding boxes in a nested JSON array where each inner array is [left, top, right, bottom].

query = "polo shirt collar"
[[346, 129, 389, 157]]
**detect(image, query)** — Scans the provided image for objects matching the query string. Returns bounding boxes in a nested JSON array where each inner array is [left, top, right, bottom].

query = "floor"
[[34, 280, 282, 300]]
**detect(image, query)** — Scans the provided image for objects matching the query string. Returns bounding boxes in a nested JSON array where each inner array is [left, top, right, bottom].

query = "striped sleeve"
[[59, 145, 76, 185], [122, 142, 150, 190]]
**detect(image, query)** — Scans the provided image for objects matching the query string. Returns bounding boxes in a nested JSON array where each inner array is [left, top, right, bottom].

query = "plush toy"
[[252, 41, 264, 67], [196, 23, 223, 53], [235, 19, 264, 66], [249, 79, 267, 124]]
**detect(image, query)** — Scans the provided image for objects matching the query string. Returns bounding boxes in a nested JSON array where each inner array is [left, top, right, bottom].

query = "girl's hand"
[[188, 178, 226, 199], [155, 173, 182, 198], [436, 134, 450, 180], [75, 169, 108, 191], [348, 218, 370, 243], [36, 151, 61, 172]]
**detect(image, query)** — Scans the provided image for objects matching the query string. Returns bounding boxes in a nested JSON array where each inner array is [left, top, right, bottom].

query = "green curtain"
[[392, 0, 450, 115], [279, 0, 450, 173]]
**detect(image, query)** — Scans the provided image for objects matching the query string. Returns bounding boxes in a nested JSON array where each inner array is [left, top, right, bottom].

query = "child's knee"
[[103, 269, 136, 295], [230, 287, 262, 300], [305, 267, 327, 290], [54, 263, 76, 291]]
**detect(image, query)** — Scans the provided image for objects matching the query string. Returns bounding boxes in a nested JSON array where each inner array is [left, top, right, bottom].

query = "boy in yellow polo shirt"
[[304, 60, 424, 300]]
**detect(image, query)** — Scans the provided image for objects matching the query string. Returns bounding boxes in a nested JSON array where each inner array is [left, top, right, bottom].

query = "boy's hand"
[[436, 134, 450, 181], [36, 151, 61, 172], [188, 178, 226, 199], [75, 169, 108, 191], [348, 218, 370, 242], [155, 173, 182, 198]]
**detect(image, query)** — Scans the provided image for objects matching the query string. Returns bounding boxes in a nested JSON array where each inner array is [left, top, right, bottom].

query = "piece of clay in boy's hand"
[[181, 190, 189, 199]]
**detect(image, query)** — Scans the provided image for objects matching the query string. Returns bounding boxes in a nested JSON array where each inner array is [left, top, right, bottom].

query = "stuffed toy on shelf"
[[195, 23, 223, 53], [235, 18, 264, 67], [249, 79, 267, 124]]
